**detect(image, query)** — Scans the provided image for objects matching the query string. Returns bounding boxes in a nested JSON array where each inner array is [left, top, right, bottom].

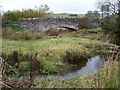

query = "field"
[[46, 13, 85, 17]]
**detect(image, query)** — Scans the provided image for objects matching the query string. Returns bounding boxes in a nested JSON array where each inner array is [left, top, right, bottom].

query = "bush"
[[2, 10, 45, 22], [100, 15, 120, 45], [100, 15, 116, 34], [2, 4, 51, 22]]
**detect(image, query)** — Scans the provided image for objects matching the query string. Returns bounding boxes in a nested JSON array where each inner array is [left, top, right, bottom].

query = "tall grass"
[[2, 31, 115, 73], [1, 53, 118, 88], [34, 55, 118, 88], [2, 27, 46, 40]]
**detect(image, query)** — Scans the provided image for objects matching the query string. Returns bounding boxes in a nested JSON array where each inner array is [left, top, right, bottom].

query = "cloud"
[[1, 0, 96, 14]]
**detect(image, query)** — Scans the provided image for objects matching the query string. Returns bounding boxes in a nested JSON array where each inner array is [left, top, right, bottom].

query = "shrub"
[[100, 15, 116, 34], [2, 5, 50, 22], [100, 15, 120, 45]]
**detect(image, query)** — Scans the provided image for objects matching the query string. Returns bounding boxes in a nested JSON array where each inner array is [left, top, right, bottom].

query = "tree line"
[[2, 4, 50, 22]]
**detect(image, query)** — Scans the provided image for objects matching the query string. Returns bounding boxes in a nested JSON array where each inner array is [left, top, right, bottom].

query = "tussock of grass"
[[62, 46, 90, 64]]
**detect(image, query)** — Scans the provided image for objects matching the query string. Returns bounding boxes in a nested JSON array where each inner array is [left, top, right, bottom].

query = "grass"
[[2, 36, 114, 74], [1, 38, 85, 73], [35, 59, 118, 88], [2, 27, 104, 40], [2, 57, 118, 88], [2, 27, 46, 40], [20, 61, 30, 72], [2, 27, 118, 88], [68, 28, 104, 40], [46, 13, 85, 18]]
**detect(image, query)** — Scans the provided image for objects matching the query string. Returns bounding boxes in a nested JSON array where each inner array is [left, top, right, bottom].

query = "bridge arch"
[[19, 17, 80, 31]]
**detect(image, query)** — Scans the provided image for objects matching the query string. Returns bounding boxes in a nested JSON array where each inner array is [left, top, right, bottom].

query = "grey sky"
[[1, 0, 97, 14]]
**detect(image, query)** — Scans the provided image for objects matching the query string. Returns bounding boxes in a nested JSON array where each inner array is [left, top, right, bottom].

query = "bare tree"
[[97, 0, 118, 17], [97, 0, 120, 45]]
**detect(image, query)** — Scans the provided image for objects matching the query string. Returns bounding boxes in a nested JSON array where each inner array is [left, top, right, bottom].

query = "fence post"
[[29, 54, 33, 82]]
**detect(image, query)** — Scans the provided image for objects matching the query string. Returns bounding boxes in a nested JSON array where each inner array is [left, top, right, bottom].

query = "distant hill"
[[46, 13, 85, 18]]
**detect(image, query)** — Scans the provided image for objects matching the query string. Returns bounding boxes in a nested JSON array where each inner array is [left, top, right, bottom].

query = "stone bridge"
[[19, 17, 80, 31]]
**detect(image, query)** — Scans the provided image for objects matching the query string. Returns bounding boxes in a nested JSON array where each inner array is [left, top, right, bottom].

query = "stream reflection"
[[36, 55, 104, 80]]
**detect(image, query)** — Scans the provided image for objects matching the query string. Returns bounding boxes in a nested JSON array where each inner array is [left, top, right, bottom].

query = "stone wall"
[[19, 17, 80, 31]]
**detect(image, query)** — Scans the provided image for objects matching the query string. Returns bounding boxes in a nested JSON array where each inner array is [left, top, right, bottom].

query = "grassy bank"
[[2, 27, 118, 88], [2, 36, 114, 74], [2, 28, 114, 73], [2, 57, 118, 88], [35, 60, 118, 88], [2, 27, 115, 74]]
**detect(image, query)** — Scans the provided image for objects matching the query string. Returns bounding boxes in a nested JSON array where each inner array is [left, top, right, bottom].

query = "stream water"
[[34, 55, 104, 80]]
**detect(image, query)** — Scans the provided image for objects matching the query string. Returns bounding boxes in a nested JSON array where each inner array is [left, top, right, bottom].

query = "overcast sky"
[[0, 0, 97, 14]]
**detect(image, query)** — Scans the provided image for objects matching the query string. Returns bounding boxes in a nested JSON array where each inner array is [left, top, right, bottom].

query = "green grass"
[[2, 36, 113, 74], [20, 61, 30, 72], [46, 13, 85, 18], [2, 27, 116, 74], [2, 27, 118, 88], [2, 37, 112, 54], [68, 28, 104, 40], [96, 50, 113, 54]]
